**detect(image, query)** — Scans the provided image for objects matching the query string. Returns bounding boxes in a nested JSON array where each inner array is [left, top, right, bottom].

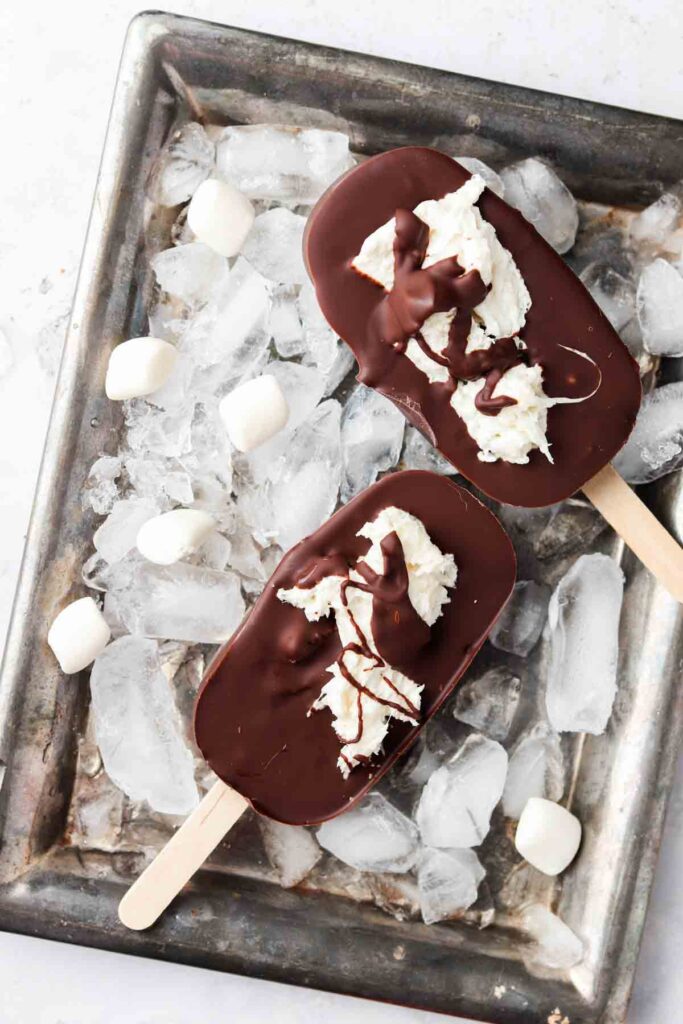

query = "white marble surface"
[[0, 1, 681, 1021]]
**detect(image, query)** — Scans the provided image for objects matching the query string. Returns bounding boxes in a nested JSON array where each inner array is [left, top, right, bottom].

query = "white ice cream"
[[352, 175, 531, 355], [278, 506, 457, 776], [351, 173, 565, 466], [451, 363, 553, 464]]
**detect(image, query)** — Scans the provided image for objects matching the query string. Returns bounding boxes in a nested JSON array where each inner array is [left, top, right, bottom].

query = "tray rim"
[[1, 11, 682, 1024]]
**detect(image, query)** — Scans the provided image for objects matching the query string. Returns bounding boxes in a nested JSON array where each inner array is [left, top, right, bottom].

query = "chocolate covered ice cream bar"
[[194, 471, 515, 824], [304, 147, 642, 508]]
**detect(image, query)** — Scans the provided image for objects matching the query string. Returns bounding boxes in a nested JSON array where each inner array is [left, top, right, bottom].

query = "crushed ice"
[[65, 121, 683, 938]]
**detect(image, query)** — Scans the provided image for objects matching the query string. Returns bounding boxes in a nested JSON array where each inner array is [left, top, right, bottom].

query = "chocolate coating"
[[194, 471, 516, 825], [353, 532, 431, 671], [304, 147, 642, 507]]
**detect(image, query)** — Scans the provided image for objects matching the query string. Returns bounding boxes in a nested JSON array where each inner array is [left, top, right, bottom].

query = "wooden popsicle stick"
[[583, 464, 683, 603], [118, 780, 248, 931]]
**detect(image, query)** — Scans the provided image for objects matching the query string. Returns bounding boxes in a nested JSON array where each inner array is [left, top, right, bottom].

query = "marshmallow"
[[105, 337, 177, 400], [47, 596, 111, 674], [187, 178, 255, 257], [136, 509, 215, 566], [219, 374, 289, 452], [515, 797, 582, 876]]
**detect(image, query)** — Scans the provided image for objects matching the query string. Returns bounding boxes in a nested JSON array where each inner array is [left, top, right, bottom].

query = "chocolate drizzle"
[[372, 207, 526, 415], [300, 530, 427, 755], [354, 531, 430, 667]]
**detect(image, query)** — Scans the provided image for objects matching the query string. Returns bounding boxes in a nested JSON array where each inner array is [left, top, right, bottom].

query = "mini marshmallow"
[[515, 797, 582, 876], [219, 374, 289, 453], [187, 178, 255, 258], [47, 596, 111, 674], [105, 337, 177, 401], [136, 509, 215, 566]]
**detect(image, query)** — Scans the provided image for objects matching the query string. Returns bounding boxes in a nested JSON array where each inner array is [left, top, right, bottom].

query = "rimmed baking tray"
[[1, 12, 682, 1023]]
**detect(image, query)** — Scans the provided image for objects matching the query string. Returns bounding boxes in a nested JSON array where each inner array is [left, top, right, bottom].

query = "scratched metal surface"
[[0, 13, 682, 1024]]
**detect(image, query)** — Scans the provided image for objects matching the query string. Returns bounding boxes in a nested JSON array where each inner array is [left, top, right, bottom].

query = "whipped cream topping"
[[278, 506, 457, 776], [352, 175, 531, 356], [451, 363, 553, 464], [351, 172, 576, 465]]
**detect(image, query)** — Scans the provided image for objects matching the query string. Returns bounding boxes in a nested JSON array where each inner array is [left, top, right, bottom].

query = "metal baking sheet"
[[1, 12, 682, 1023]]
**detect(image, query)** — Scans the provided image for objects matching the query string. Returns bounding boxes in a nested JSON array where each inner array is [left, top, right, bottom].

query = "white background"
[[1, 1, 682, 1021]]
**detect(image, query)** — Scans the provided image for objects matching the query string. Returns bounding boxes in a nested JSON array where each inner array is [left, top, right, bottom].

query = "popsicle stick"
[[118, 780, 248, 931], [583, 464, 683, 603]]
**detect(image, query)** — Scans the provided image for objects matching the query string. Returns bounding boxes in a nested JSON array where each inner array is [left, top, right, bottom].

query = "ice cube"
[[384, 721, 456, 798], [152, 243, 228, 307], [200, 531, 232, 571], [629, 191, 682, 249], [636, 258, 683, 356], [454, 156, 504, 197], [258, 819, 322, 888], [183, 404, 234, 488], [297, 279, 339, 376], [400, 426, 457, 475], [246, 360, 326, 481], [503, 724, 565, 819], [154, 123, 215, 207], [498, 860, 550, 913], [82, 552, 115, 592], [579, 262, 636, 332], [398, 720, 462, 789], [182, 256, 271, 371], [569, 215, 632, 278], [142, 345, 193, 413], [323, 342, 356, 397], [83, 456, 122, 515], [215, 125, 353, 203], [417, 847, 486, 924], [317, 792, 419, 873], [545, 553, 624, 734], [366, 872, 420, 922], [93, 498, 158, 565], [242, 208, 308, 285], [613, 382, 683, 483], [239, 399, 342, 550], [90, 636, 199, 815], [495, 503, 554, 541], [147, 291, 186, 343], [111, 561, 245, 643], [228, 529, 267, 582], [489, 580, 550, 657], [70, 769, 125, 851], [500, 157, 578, 254], [340, 384, 405, 501], [619, 317, 653, 375], [125, 456, 194, 508], [415, 734, 508, 848], [269, 286, 305, 358], [124, 400, 195, 459], [532, 498, 607, 561], [452, 666, 521, 741], [83, 550, 140, 595], [521, 904, 584, 970], [184, 465, 235, 534]]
